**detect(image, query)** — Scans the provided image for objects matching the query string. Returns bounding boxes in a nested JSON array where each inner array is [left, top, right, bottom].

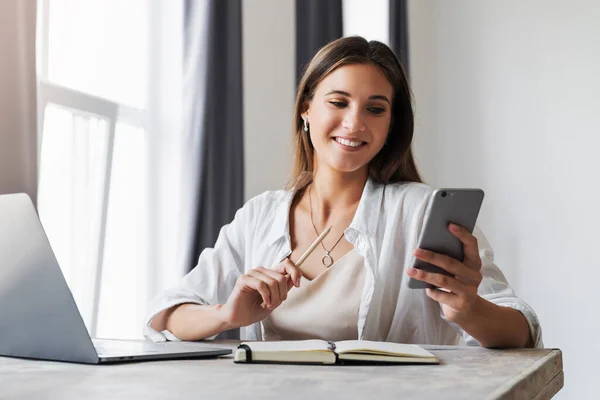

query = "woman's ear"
[[301, 101, 310, 120]]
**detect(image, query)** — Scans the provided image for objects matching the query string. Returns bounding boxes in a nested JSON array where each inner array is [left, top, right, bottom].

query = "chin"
[[328, 160, 369, 174]]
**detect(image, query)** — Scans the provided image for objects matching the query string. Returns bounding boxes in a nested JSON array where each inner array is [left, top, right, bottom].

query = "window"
[[343, 0, 390, 44], [37, 0, 152, 339]]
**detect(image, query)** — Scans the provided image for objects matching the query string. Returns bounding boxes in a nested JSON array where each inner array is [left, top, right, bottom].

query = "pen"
[[295, 225, 331, 267], [261, 226, 331, 308]]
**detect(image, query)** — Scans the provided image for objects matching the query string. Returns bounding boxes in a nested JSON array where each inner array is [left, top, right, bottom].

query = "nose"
[[341, 109, 366, 132]]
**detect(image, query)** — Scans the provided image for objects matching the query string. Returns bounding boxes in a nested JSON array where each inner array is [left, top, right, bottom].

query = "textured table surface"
[[0, 341, 563, 400]]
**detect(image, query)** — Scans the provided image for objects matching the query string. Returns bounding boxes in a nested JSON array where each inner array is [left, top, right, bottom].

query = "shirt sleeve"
[[445, 226, 544, 348], [143, 199, 256, 342]]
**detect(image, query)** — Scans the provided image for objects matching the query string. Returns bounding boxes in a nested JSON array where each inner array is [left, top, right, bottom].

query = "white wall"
[[242, 0, 295, 200], [409, 1, 600, 398], [0, 0, 38, 201]]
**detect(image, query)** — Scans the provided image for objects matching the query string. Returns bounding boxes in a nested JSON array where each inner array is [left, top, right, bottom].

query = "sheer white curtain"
[[37, 0, 185, 339]]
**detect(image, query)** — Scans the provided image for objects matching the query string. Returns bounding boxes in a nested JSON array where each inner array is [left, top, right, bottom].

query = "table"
[[0, 341, 563, 399]]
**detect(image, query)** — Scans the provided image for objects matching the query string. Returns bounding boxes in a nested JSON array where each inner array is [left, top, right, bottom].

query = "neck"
[[309, 165, 368, 221]]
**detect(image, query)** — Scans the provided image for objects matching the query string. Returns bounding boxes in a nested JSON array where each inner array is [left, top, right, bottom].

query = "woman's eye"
[[329, 101, 347, 108], [368, 107, 386, 115]]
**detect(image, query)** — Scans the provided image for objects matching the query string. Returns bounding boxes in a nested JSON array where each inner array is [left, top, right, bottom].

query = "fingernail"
[[415, 249, 428, 257], [407, 268, 417, 276], [450, 224, 460, 232], [295, 279, 300, 287]]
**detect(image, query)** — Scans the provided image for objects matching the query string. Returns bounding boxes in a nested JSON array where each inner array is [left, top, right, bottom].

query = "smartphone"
[[407, 188, 485, 289]]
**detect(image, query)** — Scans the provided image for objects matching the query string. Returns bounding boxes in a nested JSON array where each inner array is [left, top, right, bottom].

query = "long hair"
[[288, 36, 423, 189]]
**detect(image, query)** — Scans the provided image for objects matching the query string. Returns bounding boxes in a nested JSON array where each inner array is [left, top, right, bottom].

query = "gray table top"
[[0, 341, 563, 400]]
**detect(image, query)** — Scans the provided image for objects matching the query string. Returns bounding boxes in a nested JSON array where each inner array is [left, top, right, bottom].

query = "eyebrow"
[[324, 90, 391, 105]]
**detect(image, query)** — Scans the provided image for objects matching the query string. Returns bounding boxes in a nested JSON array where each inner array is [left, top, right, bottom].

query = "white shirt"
[[144, 179, 543, 347]]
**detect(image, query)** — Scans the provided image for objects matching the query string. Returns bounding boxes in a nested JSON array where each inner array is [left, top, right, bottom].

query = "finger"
[[413, 248, 481, 284], [238, 274, 271, 308], [425, 288, 475, 315], [406, 267, 470, 295], [247, 269, 281, 307], [448, 224, 482, 270], [248, 269, 281, 306], [274, 259, 303, 287], [424, 287, 459, 307], [256, 266, 289, 302]]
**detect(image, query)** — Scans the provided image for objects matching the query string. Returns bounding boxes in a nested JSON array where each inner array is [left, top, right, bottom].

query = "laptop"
[[0, 193, 232, 364]]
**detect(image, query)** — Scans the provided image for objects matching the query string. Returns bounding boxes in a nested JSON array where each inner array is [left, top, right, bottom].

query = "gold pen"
[[261, 226, 332, 308]]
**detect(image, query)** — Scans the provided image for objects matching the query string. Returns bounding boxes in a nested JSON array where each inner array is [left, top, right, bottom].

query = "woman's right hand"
[[218, 259, 303, 329]]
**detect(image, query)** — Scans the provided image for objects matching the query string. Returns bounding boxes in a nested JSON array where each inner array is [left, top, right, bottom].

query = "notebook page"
[[334, 340, 436, 357], [241, 340, 331, 352]]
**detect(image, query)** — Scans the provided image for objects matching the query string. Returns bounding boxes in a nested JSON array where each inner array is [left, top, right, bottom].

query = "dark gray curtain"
[[295, 0, 343, 84], [184, 0, 244, 270], [183, 0, 244, 340], [389, 0, 410, 77]]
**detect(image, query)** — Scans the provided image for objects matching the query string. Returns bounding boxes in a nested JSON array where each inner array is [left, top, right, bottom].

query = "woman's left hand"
[[406, 223, 483, 324]]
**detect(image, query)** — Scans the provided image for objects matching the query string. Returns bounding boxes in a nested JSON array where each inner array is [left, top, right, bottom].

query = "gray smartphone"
[[407, 188, 485, 289]]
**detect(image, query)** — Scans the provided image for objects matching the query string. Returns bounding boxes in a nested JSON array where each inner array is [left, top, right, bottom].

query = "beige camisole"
[[262, 249, 366, 341]]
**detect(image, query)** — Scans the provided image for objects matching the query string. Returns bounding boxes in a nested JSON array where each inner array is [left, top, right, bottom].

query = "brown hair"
[[288, 36, 423, 189]]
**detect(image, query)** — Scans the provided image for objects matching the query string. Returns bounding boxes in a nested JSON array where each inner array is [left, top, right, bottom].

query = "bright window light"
[[38, 0, 152, 339], [47, 0, 148, 108], [343, 0, 390, 44]]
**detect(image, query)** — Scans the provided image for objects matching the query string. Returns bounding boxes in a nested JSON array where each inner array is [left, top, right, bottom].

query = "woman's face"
[[303, 63, 393, 176]]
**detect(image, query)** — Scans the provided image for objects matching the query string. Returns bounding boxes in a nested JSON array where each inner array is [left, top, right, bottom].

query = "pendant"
[[322, 251, 333, 267]]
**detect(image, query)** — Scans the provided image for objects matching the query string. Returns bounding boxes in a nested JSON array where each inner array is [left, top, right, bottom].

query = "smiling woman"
[[302, 64, 392, 174], [291, 36, 420, 185], [145, 36, 541, 350]]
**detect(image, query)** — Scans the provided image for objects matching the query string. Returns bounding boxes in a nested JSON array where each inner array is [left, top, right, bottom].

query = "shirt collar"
[[265, 190, 294, 246], [347, 177, 384, 238], [264, 177, 384, 247]]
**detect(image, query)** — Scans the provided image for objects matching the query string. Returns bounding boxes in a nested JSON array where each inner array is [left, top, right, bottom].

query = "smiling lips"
[[334, 137, 366, 148]]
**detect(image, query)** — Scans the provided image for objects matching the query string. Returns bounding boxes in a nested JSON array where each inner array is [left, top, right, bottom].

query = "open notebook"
[[234, 340, 439, 365]]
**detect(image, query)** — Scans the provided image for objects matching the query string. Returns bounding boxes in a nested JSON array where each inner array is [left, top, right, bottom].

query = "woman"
[[145, 36, 541, 348]]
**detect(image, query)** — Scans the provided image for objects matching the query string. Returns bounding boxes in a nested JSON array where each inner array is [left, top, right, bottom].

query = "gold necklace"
[[308, 186, 346, 267]]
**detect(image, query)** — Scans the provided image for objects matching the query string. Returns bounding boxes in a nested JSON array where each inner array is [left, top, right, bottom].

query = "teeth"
[[335, 137, 364, 148]]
